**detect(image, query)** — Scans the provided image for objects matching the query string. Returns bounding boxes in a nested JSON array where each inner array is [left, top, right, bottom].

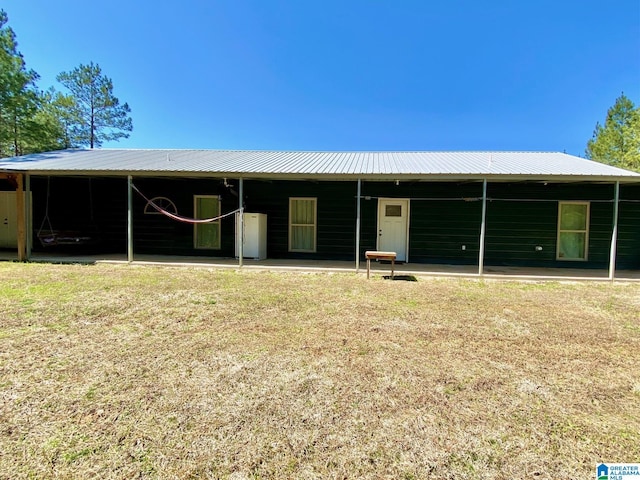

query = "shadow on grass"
[[383, 275, 418, 282]]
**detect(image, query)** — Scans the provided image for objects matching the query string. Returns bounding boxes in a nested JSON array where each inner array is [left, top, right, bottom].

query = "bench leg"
[[391, 259, 394, 279], [367, 258, 371, 279]]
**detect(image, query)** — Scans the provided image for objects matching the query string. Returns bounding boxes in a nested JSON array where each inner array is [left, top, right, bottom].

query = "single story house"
[[1, 149, 639, 277]]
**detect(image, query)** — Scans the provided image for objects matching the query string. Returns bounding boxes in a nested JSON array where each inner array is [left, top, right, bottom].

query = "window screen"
[[194, 196, 221, 249], [557, 202, 589, 260], [290, 198, 316, 252]]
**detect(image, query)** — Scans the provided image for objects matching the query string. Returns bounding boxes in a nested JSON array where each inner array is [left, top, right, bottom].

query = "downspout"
[[355, 179, 361, 273], [238, 177, 244, 268], [127, 175, 133, 263], [608, 181, 620, 281], [478, 179, 488, 276]]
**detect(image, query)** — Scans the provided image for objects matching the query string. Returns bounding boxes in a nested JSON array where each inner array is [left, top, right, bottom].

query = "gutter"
[[1, 169, 640, 183]]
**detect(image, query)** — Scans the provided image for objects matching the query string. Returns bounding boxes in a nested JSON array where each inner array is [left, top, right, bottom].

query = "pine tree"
[[0, 9, 40, 156], [27, 89, 76, 152], [586, 93, 640, 172], [56, 62, 132, 148]]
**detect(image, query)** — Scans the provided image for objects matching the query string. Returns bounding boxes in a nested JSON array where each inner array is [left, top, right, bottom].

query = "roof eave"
[[1, 169, 639, 183]]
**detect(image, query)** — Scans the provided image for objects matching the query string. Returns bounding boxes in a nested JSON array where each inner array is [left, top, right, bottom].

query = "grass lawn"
[[1, 262, 639, 479]]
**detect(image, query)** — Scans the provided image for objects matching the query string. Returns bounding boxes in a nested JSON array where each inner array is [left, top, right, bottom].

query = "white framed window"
[[289, 197, 317, 252], [194, 195, 221, 249], [557, 202, 589, 261]]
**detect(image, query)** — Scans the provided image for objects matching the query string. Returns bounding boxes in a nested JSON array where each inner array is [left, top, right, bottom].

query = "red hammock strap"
[[131, 183, 241, 224]]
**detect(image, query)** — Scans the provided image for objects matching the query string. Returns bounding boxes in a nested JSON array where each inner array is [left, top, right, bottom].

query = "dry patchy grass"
[[0, 263, 639, 479]]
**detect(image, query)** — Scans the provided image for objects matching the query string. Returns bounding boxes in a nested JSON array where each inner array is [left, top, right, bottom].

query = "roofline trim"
[[3, 169, 640, 183]]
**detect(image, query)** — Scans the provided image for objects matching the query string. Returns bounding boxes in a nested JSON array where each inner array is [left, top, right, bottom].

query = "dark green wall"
[[129, 179, 359, 259], [618, 184, 640, 269], [26, 176, 640, 269], [131, 177, 236, 256], [244, 180, 358, 260], [484, 183, 616, 268], [360, 181, 483, 264], [361, 181, 637, 269]]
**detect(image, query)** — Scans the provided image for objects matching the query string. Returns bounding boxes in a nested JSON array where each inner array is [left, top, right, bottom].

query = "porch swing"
[[37, 177, 100, 247]]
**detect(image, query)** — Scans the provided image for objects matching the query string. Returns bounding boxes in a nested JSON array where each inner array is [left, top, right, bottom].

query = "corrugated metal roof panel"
[[1, 149, 638, 179]]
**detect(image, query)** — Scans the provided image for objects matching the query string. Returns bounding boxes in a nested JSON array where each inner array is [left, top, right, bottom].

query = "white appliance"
[[235, 212, 267, 259]]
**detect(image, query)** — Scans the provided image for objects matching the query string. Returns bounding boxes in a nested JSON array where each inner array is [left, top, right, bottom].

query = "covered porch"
[[2, 151, 640, 280]]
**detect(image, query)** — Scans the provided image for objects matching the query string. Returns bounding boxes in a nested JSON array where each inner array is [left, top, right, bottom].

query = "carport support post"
[[15, 174, 26, 262], [127, 175, 133, 263], [238, 177, 244, 268], [355, 179, 362, 272], [608, 181, 620, 281], [25, 174, 31, 259], [478, 179, 488, 276]]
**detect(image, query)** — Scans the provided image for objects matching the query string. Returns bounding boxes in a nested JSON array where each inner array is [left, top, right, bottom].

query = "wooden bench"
[[365, 251, 396, 279]]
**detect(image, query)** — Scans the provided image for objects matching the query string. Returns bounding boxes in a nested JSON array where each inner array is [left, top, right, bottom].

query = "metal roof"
[[1, 149, 638, 181]]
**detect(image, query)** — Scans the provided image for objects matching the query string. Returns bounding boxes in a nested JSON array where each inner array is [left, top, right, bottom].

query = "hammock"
[[131, 183, 242, 224]]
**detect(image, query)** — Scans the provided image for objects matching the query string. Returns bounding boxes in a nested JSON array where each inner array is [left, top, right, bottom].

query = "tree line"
[[586, 93, 640, 172], [0, 9, 132, 157]]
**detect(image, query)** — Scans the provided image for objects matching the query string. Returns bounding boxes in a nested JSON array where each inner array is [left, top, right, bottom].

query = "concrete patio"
[[1, 250, 639, 281]]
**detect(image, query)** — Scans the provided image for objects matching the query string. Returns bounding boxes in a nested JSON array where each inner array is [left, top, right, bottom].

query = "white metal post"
[[478, 179, 488, 276], [355, 179, 361, 272], [127, 175, 133, 263], [608, 181, 620, 281], [238, 177, 244, 268]]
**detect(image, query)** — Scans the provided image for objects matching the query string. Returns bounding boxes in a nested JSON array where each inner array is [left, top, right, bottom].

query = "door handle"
[[3, 218, 7, 225], [378, 229, 382, 237]]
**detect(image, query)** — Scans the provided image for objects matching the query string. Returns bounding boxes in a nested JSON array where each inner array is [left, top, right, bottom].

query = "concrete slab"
[[1, 250, 638, 282]]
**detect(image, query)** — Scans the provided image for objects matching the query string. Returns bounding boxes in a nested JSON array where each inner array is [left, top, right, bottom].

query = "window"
[[194, 195, 221, 249], [385, 204, 402, 217], [557, 202, 589, 260], [144, 197, 177, 215], [289, 198, 317, 252]]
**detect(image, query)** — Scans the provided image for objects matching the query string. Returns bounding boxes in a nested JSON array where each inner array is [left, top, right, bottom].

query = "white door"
[[377, 198, 409, 261], [0, 192, 18, 248]]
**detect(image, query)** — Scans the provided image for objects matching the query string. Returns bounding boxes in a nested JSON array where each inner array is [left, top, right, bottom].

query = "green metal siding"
[[484, 200, 557, 265], [484, 183, 616, 268], [131, 178, 237, 256], [618, 184, 640, 269], [25, 176, 640, 270], [360, 181, 483, 264], [243, 180, 357, 260], [361, 181, 625, 268], [410, 201, 483, 264]]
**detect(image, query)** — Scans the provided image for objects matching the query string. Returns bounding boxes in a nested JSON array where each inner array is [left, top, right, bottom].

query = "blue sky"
[[6, 0, 640, 155]]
